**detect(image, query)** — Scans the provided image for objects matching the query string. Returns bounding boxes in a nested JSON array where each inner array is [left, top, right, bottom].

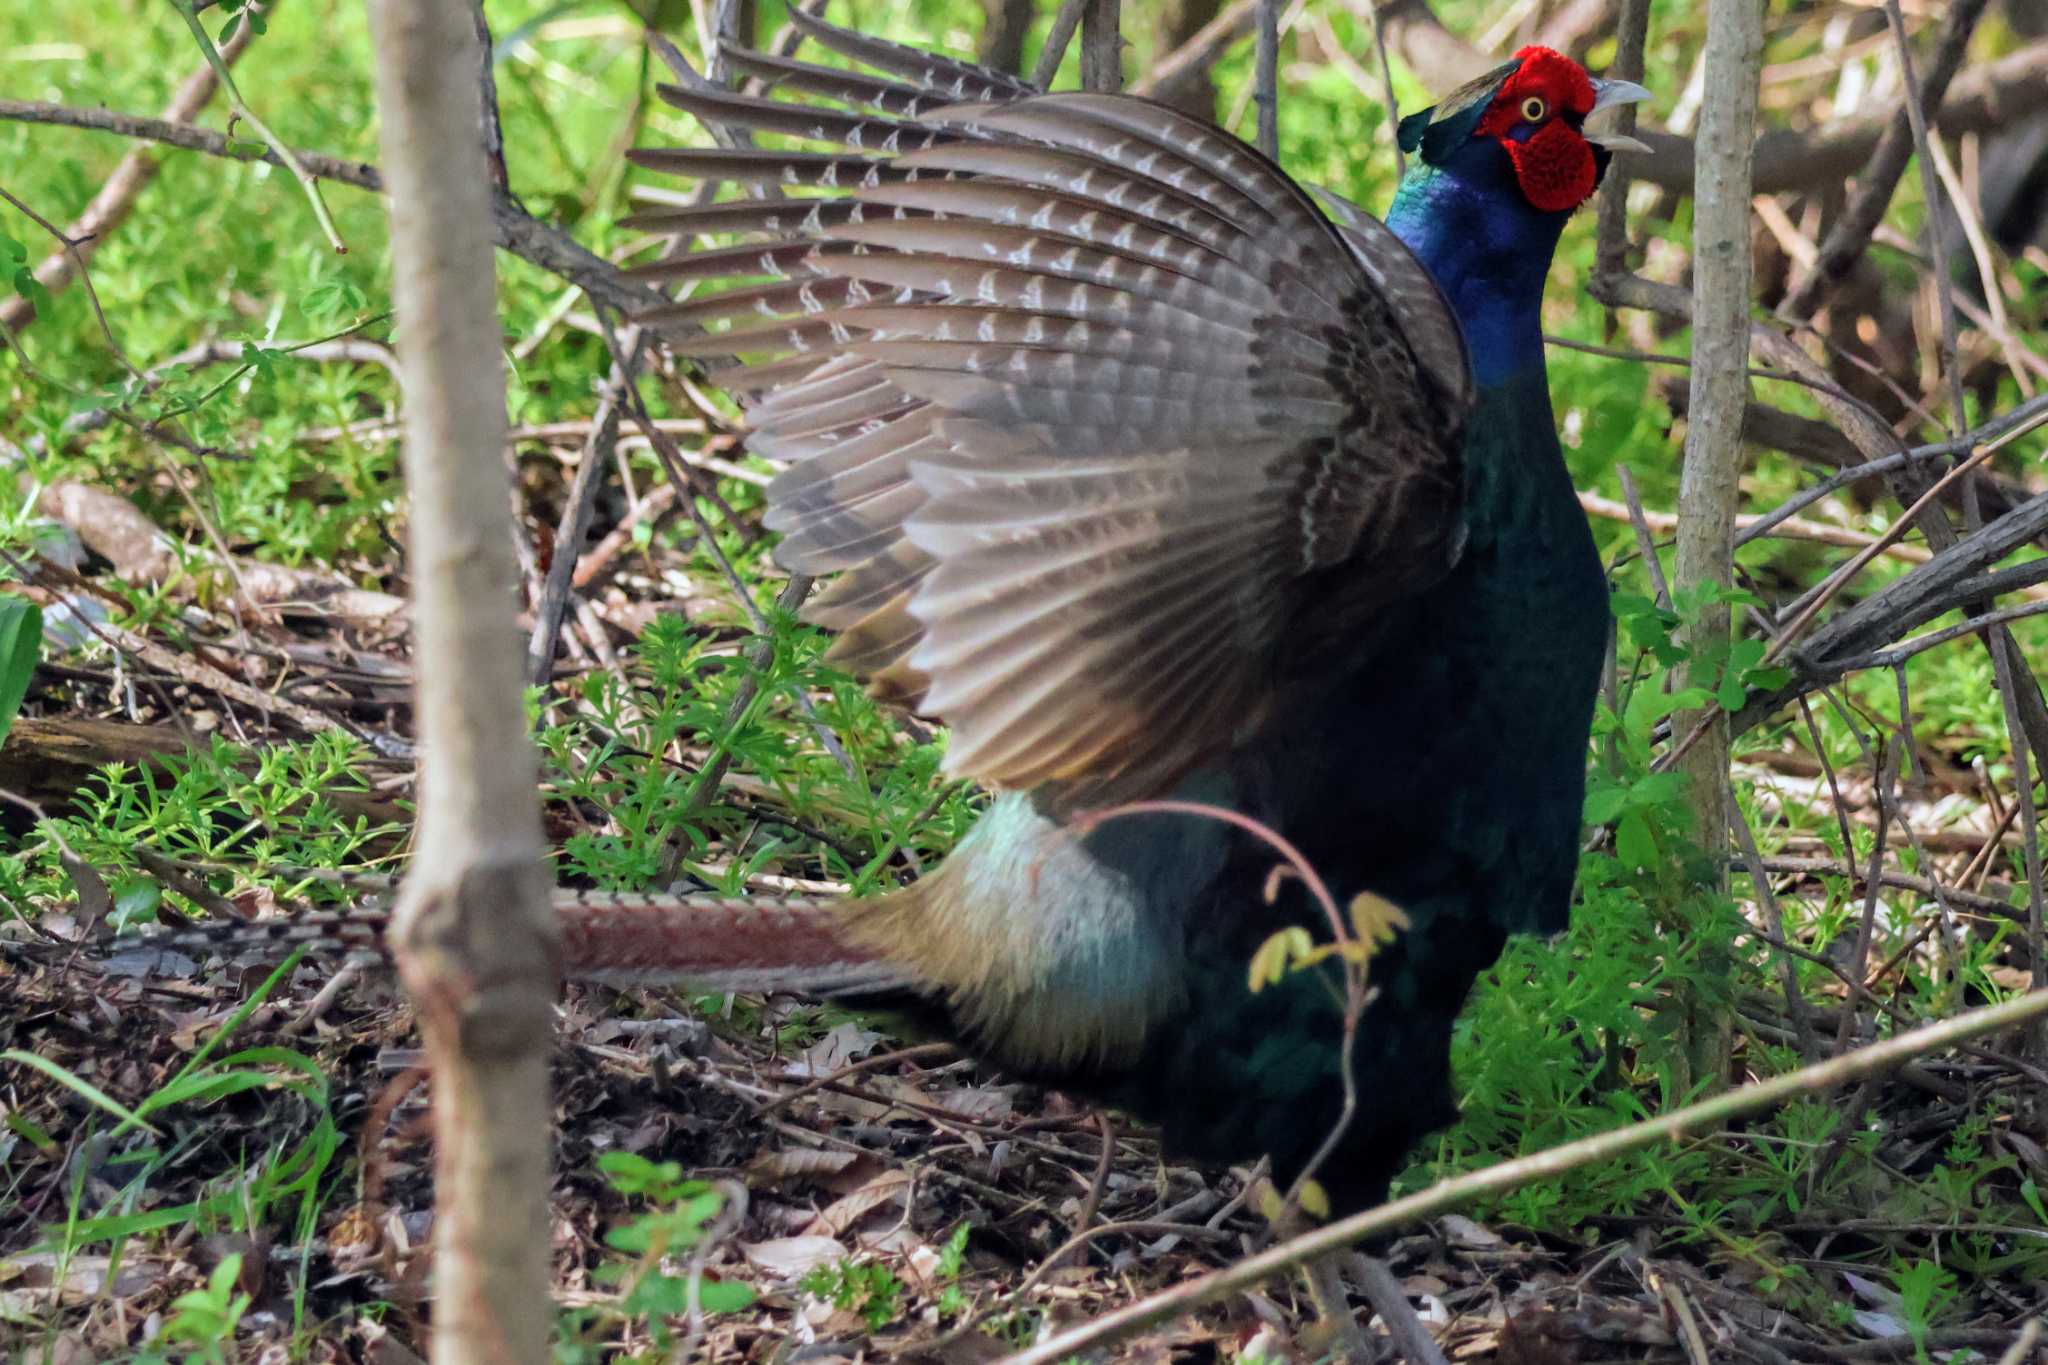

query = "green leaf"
[[598, 1150, 678, 1195], [935, 1222, 970, 1279], [301, 279, 365, 321], [1615, 812, 1658, 870], [620, 1271, 688, 1316], [694, 1279, 757, 1313], [0, 596, 42, 748], [2021, 1179, 2047, 1226], [11, 266, 50, 312], [605, 1215, 656, 1254], [6, 1109, 56, 1151], [1627, 772, 1686, 808], [1717, 672, 1747, 712], [1, 1049, 162, 1136], [1623, 681, 1716, 735], [147, 1067, 319, 1109], [1583, 785, 1628, 825], [214, 1045, 332, 1103], [111, 875, 162, 929], [1609, 592, 1659, 621]]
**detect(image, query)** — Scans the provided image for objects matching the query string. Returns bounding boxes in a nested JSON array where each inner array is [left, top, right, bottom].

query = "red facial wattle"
[[1474, 46, 1603, 214], [1502, 119, 1598, 212]]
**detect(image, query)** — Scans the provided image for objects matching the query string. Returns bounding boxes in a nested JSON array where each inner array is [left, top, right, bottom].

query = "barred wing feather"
[[629, 13, 1473, 804]]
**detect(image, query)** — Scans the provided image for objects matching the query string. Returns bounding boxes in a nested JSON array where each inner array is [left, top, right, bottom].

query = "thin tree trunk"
[[1253, 0, 1279, 158], [1673, 0, 1763, 1096], [1080, 0, 1122, 91], [980, 0, 1035, 74], [1148, 0, 1224, 116], [364, 3, 557, 1362]]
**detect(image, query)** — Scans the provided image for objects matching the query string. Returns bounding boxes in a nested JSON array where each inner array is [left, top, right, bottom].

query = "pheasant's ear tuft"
[[1396, 106, 1434, 155], [1403, 57, 1521, 166]]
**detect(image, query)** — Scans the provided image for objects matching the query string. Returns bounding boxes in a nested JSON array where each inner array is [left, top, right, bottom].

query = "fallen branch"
[[1587, 271, 2048, 765], [1577, 492, 2048, 598], [36, 479, 406, 621], [1755, 856, 2024, 929], [14, 554, 412, 757], [1732, 411, 2048, 729]]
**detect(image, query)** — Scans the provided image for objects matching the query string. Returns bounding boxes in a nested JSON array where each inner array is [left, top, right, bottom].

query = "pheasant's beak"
[[1586, 76, 1653, 154], [1588, 129, 1653, 154], [1589, 77, 1651, 113]]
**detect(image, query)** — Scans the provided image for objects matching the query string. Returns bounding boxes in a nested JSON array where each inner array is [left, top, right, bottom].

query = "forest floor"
[[11, 915, 2041, 1365], [4, 478, 2045, 1362]]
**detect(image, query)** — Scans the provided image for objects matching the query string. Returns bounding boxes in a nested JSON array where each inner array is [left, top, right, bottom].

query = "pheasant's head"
[[1386, 52, 1649, 381], [1397, 47, 1650, 214]]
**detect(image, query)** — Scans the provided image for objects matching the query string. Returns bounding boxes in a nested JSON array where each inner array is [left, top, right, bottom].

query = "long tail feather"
[[73, 890, 913, 997], [557, 892, 909, 993]]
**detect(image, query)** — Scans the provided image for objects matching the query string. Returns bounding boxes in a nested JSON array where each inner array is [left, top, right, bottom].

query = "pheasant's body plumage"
[[623, 18, 1637, 1210], [838, 372, 1608, 1209], [97, 20, 1643, 1217]]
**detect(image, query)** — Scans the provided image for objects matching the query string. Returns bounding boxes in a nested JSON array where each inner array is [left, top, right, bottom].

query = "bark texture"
[[1674, 0, 1765, 1094], [364, 3, 556, 1361]]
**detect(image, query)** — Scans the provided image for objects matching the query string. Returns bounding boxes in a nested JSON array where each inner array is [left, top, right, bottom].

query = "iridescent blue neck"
[[1386, 152, 1569, 389]]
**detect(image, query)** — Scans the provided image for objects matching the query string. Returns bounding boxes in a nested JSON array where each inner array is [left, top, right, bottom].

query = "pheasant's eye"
[[1520, 96, 1548, 122]]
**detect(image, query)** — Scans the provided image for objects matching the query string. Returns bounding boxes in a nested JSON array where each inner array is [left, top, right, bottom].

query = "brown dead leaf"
[[740, 1236, 847, 1281], [1498, 1310, 1578, 1365], [1988, 964, 2034, 993], [330, 1204, 380, 1254], [47, 1333, 98, 1365], [2003, 1128, 2048, 1179], [1440, 1214, 1504, 1247], [0, 1251, 157, 1307], [744, 1147, 864, 1188], [802, 1169, 912, 1238], [788, 1020, 887, 1079], [930, 1084, 1015, 1123], [197, 1231, 269, 1299]]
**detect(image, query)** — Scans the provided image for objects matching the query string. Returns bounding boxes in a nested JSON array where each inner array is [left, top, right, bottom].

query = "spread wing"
[[627, 13, 1473, 804]]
